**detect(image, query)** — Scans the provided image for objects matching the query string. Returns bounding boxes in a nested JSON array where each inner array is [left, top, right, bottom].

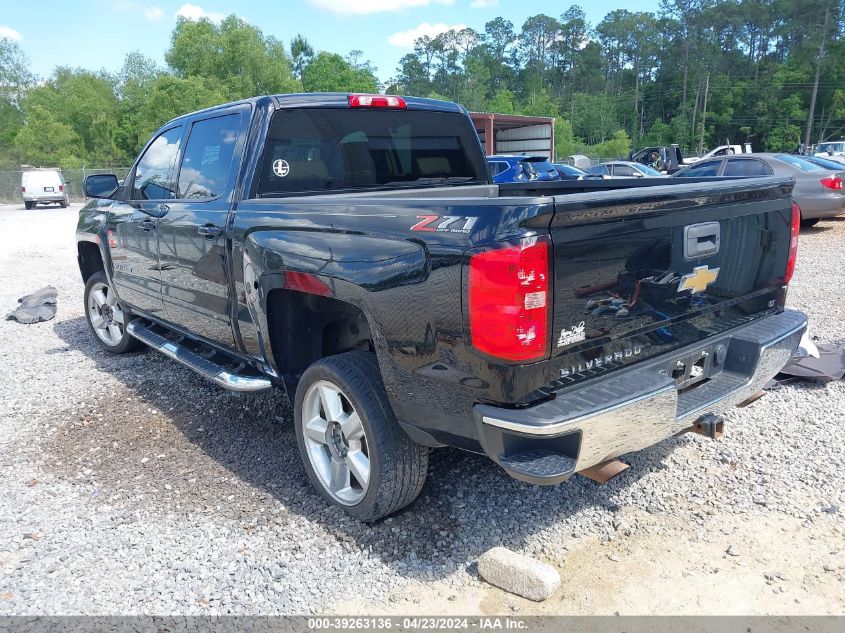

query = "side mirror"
[[83, 174, 119, 199]]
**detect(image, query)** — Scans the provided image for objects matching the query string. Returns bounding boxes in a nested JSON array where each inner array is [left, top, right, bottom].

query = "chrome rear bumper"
[[474, 309, 807, 484]]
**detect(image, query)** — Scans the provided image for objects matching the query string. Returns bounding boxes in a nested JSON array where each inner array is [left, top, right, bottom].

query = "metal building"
[[470, 112, 556, 159]]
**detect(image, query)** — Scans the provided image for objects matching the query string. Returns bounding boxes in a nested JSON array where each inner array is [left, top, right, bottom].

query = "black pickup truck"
[[77, 93, 807, 521]]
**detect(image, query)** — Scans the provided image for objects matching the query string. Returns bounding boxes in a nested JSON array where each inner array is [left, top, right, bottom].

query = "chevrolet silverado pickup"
[[77, 94, 807, 521]]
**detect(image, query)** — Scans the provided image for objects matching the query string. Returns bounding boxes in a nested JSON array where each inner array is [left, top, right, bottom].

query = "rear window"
[[522, 158, 555, 175], [257, 108, 487, 196], [774, 154, 826, 173], [487, 161, 508, 176], [554, 164, 585, 176], [818, 142, 845, 154]]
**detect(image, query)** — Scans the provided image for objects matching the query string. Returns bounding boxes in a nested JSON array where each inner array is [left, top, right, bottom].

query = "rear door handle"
[[197, 225, 222, 238], [139, 219, 156, 231]]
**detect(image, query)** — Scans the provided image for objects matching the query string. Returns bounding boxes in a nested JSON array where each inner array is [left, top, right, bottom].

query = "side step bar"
[[126, 319, 272, 393]]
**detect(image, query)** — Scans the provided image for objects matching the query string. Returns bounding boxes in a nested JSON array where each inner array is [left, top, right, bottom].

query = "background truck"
[[77, 93, 807, 521]]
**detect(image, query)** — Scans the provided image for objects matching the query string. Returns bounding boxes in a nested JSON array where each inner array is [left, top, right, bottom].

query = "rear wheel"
[[24, 201, 33, 210], [60, 198, 69, 208], [84, 271, 142, 354], [294, 351, 428, 522]]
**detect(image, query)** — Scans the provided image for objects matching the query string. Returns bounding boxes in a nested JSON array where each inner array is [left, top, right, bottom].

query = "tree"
[[22, 68, 122, 165], [136, 75, 227, 142], [165, 15, 298, 99], [0, 38, 34, 167], [116, 51, 163, 160], [301, 52, 378, 93], [291, 34, 314, 79], [15, 105, 83, 167]]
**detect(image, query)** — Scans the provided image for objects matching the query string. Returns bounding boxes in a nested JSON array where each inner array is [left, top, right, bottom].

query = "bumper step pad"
[[498, 450, 577, 484]]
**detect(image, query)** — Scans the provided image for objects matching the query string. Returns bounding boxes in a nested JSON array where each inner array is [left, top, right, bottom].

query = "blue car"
[[487, 155, 562, 183], [553, 163, 592, 180]]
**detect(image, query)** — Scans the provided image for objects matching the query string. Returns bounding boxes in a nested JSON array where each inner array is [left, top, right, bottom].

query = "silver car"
[[674, 153, 845, 226], [587, 160, 666, 179]]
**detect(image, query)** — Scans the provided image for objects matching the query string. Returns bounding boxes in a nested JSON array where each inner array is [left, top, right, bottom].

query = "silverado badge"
[[678, 265, 719, 294]]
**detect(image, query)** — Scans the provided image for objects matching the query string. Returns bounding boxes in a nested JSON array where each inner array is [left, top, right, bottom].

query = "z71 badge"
[[411, 215, 478, 234]]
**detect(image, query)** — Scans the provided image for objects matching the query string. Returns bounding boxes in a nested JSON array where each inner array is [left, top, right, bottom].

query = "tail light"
[[819, 176, 843, 190], [784, 202, 800, 284], [348, 94, 407, 109], [59, 184, 64, 192], [21, 186, 25, 192], [468, 236, 551, 362]]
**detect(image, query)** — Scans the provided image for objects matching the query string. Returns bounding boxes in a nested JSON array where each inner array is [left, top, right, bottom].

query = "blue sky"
[[2, 0, 660, 84]]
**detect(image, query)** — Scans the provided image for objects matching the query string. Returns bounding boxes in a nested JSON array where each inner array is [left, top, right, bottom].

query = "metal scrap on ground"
[[5, 287, 58, 324]]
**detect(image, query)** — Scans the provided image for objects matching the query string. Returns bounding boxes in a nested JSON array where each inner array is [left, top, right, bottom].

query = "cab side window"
[[177, 113, 242, 199], [132, 126, 183, 200], [724, 158, 773, 177]]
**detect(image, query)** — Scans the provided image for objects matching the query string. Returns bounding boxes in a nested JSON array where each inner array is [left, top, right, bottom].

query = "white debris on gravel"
[[0, 204, 843, 615], [478, 547, 560, 601]]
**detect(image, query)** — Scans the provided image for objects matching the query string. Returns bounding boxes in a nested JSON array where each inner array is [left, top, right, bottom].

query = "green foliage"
[[486, 89, 516, 114], [555, 118, 576, 158], [165, 15, 298, 99], [301, 52, 378, 93], [136, 75, 227, 142], [582, 129, 632, 160], [20, 68, 122, 165], [14, 105, 84, 168]]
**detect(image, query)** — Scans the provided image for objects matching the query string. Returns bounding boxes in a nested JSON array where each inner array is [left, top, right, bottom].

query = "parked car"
[[587, 161, 666, 179], [77, 93, 805, 521], [21, 168, 69, 209], [551, 163, 589, 180], [673, 153, 845, 226], [487, 155, 561, 183], [628, 145, 684, 173]]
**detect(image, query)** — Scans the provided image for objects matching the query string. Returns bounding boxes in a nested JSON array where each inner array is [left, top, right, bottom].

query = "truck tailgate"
[[548, 177, 795, 385]]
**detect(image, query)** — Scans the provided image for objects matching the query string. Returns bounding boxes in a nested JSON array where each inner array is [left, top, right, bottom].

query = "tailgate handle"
[[684, 222, 720, 259]]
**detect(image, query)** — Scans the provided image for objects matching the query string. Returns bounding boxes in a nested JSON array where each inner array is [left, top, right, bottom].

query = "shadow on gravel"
[[51, 314, 689, 581]]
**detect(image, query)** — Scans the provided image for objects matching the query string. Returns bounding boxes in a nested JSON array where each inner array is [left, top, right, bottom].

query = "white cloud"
[[115, 3, 164, 22], [144, 6, 164, 21], [470, 0, 498, 7], [175, 3, 225, 23], [0, 26, 23, 41], [309, 0, 454, 15], [388, 21, 467, 48]]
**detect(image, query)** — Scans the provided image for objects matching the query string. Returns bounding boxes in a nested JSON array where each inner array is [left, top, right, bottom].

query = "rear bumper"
[[797, 193, 845, 219], [23, 195, 66, 203], [473, 309, 807, 484]]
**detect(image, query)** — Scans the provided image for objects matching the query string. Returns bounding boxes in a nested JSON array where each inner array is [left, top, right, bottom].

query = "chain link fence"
[[0, 168, 133, 204]]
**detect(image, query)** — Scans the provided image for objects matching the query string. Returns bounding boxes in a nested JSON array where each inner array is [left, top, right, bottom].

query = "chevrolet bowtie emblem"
[[678, 265, 720, 294]]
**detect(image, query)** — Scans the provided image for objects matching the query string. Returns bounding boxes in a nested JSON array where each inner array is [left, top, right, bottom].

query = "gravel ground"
[[0, 203, 843, 615]]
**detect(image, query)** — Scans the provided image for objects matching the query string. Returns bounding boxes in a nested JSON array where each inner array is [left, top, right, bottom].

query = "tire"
[[83, 271, 142, 354], [24, 201, 33, 210], [294, 351, 428, 522], [60, 198, 69, 208], [800, 218, 819, 228]]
